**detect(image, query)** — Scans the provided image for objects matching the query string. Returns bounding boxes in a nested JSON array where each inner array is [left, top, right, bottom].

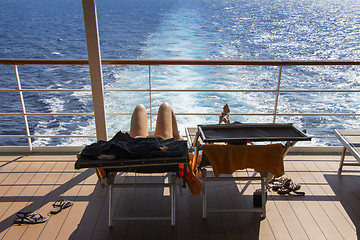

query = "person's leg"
[[129, 104, 149, 138], [219, 104, 230, 124], [154, 102, 182, 140]]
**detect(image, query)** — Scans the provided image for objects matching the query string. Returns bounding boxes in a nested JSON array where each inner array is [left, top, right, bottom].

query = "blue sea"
[[0, 0, 360, 146]]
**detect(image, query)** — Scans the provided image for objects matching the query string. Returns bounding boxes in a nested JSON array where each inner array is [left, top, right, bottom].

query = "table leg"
[[261, 177, 266, 218], [338, 146, 346, 174]]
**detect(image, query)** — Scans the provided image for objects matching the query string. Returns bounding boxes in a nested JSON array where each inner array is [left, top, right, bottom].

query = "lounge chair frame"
[[106, 173, 177, 226], [75, 140, 189, 227], [334, 129, 360, 174]]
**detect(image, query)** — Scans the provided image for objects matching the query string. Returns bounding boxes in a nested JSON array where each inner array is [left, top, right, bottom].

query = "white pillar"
[[82, 0, 107, 141]]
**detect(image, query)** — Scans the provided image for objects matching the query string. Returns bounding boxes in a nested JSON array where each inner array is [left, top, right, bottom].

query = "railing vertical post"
[[82, 0, 107, 141], [14, 65, 33, 151], [149, 65, 153, 130], [273, 65, 282, 123]]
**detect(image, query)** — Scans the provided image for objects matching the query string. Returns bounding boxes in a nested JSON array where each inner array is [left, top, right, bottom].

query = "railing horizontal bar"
[[0, 59, 90, 65], [0, 89, 91, 92], [104, 89, 360, 93], [102, 60, 358, 66], [104, 89, 274, 93], [0, 113, 94, 116], [1, 88, 359, 93], [103, 59, 360, 66], [0, 135, 96, 138], [104, 89, 151, 92], [164, 113, 360, 117], [281, 89, 360, 93], [269, 113, 360, 116], [316, 136, 336, 139], [106, 113, 360, 117], [1, 59, 360, 66]]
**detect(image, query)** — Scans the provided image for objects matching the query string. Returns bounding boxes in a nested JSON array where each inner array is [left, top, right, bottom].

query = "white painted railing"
[[1, 59, 360, 150]]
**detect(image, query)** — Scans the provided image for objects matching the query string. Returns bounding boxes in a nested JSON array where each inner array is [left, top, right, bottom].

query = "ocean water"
[[0, 0, 359, 146]]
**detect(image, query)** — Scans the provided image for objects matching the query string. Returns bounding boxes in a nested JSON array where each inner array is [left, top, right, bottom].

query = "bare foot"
[[219, 104, 230, 124]]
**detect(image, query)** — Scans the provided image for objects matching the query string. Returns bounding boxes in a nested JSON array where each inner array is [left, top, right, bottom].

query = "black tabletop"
[[198, 123, 311, 143]]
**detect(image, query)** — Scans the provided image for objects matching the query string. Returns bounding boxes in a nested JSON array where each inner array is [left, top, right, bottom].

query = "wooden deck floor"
[[0, 152, 359, 240]]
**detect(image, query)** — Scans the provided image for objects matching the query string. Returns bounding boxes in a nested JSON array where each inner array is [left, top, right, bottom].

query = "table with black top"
[[190, 123, 311, 218]]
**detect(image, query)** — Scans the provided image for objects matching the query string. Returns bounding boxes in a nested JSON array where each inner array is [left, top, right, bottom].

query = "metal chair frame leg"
[[107, 173, 178, 227], [201, 169, 267, 219]]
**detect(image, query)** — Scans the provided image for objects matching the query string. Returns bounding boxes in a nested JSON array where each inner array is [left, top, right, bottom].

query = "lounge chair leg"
[[170, 174, 176, 226], [109, 184, 113, 227], [202, 187, 207, 219], [338, 146, 346, 174], [202, 169, 207, 219]]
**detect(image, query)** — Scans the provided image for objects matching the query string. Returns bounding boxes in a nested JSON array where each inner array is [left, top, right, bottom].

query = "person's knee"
[[135, 104, 146, 111], [159, 102, 172, 111], [133, 104, 147, 114]]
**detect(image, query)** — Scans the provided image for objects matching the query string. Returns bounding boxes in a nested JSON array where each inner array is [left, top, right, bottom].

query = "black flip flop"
[[50, 199, 74, 214], [13, 212, 48, 225]]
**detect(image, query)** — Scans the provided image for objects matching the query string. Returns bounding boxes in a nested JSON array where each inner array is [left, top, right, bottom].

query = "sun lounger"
[[334, 129, 360, 174], [186, 123, 311, 219], [75, 136, 189, 227]]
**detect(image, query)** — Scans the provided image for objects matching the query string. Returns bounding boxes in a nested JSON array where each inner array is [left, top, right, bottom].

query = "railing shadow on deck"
[[0, 167, 94, 234], [324, 173, 360, 239]]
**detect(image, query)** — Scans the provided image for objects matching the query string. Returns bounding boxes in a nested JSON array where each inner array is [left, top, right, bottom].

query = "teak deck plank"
[[0, 153, 359, 240]]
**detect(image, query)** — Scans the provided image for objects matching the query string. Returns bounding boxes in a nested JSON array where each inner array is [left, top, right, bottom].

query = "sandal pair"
[[270, 177, 305, 196], [13, 199, 74, 225], [13, 212, 48, 225], [50, 199, 74, 214], [278, 181, 305, 195]]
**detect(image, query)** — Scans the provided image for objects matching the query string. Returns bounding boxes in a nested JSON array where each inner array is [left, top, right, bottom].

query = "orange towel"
[[179, 162, 203, 196], [202, 143, 284, 177]]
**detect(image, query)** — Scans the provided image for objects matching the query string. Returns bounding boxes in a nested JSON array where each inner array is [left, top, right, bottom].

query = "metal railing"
[[1, 59, 360, 150]]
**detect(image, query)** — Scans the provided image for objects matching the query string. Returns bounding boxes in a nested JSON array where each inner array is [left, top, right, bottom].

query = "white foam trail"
[[31, 0, 360, 146]]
